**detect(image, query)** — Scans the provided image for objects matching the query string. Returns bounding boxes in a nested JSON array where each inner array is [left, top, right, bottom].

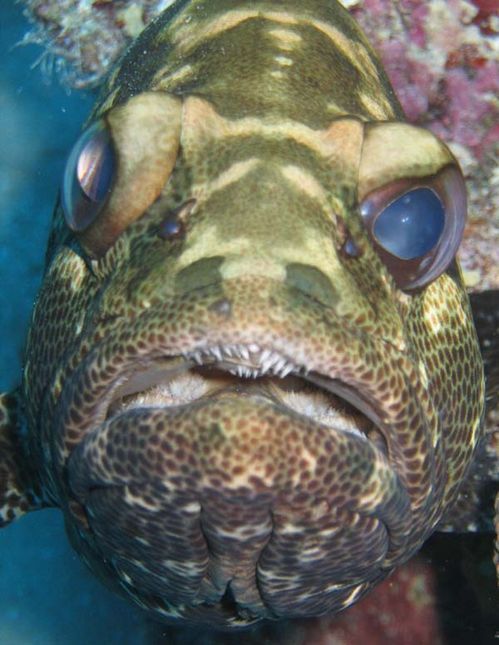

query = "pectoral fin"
[[0, 390, 40, 527]]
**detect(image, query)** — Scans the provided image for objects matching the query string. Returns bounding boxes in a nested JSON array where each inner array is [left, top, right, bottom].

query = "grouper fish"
[[0, 0, 497, 630]]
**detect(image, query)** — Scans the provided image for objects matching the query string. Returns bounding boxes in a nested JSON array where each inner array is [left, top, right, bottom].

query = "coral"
[[20, 1, 176, 87]]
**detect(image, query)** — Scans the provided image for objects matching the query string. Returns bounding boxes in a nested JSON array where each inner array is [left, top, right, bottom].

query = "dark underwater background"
[[0, 3, 497, 644]]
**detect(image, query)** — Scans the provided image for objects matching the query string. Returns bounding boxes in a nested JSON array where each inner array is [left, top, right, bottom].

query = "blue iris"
[[373, 188, 445, 260]]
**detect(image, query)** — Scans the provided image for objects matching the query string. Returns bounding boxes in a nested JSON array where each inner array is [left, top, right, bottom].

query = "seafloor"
[[0, 2, 497, 644]]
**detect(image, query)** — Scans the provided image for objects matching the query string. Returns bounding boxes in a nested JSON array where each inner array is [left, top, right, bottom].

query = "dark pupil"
[[373, 188, 445, 260]]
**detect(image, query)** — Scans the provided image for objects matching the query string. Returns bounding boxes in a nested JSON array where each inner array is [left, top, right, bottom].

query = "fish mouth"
[[104, 343, 386, 451]]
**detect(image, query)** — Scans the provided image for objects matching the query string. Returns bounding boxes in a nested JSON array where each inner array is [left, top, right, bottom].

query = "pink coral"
[[352, 0, 498, 155]]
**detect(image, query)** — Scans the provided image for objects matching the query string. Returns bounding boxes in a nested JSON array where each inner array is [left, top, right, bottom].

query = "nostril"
[[157, 198, 196, 240], [158, 214, 185, 240], [340, 235, 361, 259]]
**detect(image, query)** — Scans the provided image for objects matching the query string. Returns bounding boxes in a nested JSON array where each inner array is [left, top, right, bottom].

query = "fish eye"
[[61, 120, 116, 232], [359, 165, 467, 290], [373, 188, 445, 260]]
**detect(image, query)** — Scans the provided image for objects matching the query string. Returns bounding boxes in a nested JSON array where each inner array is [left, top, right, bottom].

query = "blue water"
[[0, 5, 146, 643]]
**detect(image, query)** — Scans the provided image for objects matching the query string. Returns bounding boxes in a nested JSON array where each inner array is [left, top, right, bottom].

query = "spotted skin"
[[0, 0, 489, 630], [0, 392, 37, 526]]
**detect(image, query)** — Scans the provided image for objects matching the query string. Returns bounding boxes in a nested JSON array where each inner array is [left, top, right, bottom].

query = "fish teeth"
[[239, 345, 250, 361], [230, 365, 255, 378], [211, 346, 223, 362], [184, 344, 298, 379], [261, 351, 281, 374], [273, 357, 286, 375], [260, 348, 272, 366], [280, 363, 295, 378]]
